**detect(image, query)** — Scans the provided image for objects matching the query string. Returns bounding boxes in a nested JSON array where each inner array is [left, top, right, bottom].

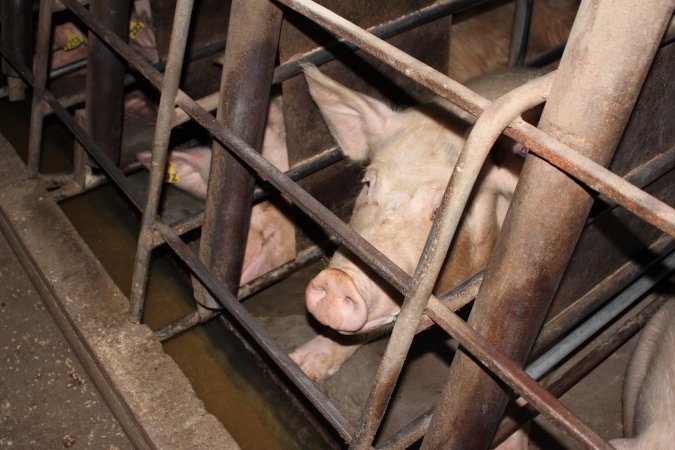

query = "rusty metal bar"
[[26, 0, 54, 172], [534, 235, 674, 354], [1, 0, 32, 101], [43, 1, 675, 444], [527, 250, 675, 380], [154, 221, 355, 440], [491, 292, 667, 447], [276, 0, 675, 237], [61, 0, 674, 242], [156, 147, 343, 246], [194, 0, 284, 314], [84, 0, 129, 165], [508, 0, 533, 67], [154, 244, 326, 341], [349, 72, 555, 450], [422, 2, 674, 448], [380, 292, 667, 450], [128, 0, 196, 322]]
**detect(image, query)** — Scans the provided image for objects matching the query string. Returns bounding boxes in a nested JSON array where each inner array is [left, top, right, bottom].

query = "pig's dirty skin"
[[290, 66, 541, 381], [610, 300, 675, 450], [137, 97, 296, 285]]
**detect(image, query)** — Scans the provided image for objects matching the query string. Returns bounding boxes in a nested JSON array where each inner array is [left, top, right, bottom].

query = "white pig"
[[290, 66, 541, 381], [610, 300, 675, 450], [137, 97, 296, 285]]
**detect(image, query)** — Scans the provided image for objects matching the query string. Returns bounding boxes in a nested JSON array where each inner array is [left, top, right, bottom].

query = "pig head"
[[137, 96, 296, 285], [292, 66, 537, 380], [301, 65, 528, 335]]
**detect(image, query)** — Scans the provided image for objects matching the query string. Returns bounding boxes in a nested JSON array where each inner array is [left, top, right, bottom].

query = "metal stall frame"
[[0, 0, 673, 448]]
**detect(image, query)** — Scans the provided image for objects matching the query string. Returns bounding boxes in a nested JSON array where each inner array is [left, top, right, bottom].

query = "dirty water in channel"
[[0, 97, 331, 450]]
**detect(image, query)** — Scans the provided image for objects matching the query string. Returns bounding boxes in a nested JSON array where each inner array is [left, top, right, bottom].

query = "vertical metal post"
[[26, 0, 54, 172], [84, 0, 130, 165], [128, 0, 195, 322], [507, 0, 533, 68], [194, 0, 283, 312], [0, 0, 32, 101], [73, 109, 89, 186], [421, 1, 673, 449]]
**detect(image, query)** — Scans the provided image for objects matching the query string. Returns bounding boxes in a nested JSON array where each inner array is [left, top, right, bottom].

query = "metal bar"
[[349, 72, 555, 449], [525, 41, 565, 68], [534, 235, 674, 354], [84, 0, 130, 165], [527, 250, 675, 380], [128, 0, 196, 322], [1, 0, 32, 101], [26, 0, 54, 172], [491, 293, 667, 447], [379, 292, 667, 450], [194, 0, 284, 314], [60, 0, 675, 246], [154, 221, 355, 440], [276, 0, 675, 237], [154, 147, 344, 247], [154, 244, 326, 342], [422, 2, 673, 448], [272, 0, 491, 84], [507, 0, 533, 67], [49, 2, 675, 443]]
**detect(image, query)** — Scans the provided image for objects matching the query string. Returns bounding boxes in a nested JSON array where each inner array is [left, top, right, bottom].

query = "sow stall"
[[0, 0, 673, 448]]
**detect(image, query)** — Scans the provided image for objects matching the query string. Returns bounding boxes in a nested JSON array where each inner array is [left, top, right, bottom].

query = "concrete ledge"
[[0, 133, 238, 449]]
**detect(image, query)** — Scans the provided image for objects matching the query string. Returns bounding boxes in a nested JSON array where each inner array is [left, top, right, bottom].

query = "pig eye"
[[361, 171, 376, 194]]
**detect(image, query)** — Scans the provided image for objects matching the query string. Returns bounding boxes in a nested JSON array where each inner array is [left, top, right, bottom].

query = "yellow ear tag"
[[165, 162, 180, 184], [63, 28, 86, 51], [129, 20, 146, 41]]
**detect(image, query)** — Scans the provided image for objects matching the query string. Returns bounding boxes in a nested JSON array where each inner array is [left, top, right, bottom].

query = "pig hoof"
[[290, 335, 361, 382]]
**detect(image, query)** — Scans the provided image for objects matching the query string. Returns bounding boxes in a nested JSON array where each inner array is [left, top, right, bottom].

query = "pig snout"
[[305, 268, 369, 333]]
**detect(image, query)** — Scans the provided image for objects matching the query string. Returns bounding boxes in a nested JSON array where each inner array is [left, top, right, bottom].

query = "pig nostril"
[[306, 285, 327, 305]]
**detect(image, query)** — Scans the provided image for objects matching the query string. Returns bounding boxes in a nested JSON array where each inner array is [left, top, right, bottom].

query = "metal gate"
[[1, 0, 673, 448]]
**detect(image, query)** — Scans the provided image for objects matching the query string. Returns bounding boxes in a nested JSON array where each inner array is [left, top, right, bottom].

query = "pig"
[[48, 0, 159, 121], [610, 300, 675, 450], [290, 66, 542, 381], [137, 96, 296, 285], [448, 0, 579, 82]]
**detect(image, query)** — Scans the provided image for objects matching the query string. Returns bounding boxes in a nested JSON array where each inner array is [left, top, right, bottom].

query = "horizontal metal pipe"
[[527, 250, 675, 380]]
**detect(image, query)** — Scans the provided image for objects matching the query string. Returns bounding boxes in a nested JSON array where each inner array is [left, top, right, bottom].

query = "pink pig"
[[137, 97, 296, 285], [290, 66, 541, 381], [610, 300, 675, 450]]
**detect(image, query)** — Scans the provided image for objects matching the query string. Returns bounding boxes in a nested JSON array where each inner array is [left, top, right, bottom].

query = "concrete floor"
[[0, 229, 132, 449]]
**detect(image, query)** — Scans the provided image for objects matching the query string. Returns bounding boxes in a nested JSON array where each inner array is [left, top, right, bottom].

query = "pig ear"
[[303, 64, 394, 161]]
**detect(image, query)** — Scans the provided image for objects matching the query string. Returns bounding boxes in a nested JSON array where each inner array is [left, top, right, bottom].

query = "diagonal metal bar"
[[276, 0, 675, 237], [154, 221, 355, 440]]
